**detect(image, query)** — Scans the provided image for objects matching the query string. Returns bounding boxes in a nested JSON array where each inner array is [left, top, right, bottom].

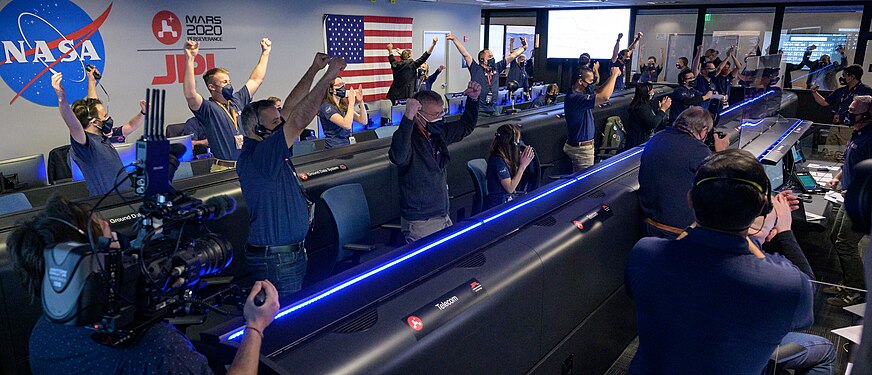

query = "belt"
[[215, 159, 237, 168], [644, 218, 684, 235], [566, 140, 594, 147], [245, 242, 305, 254]]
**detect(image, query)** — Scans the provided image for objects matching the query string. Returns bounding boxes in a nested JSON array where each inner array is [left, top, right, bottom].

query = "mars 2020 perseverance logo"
[[0, 0, 110, 107]]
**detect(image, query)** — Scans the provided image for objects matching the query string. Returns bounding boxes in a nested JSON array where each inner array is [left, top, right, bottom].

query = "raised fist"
[[610, 66, 622, 76], [617, 33, 624, 40], [327, 57, 347, 75], [463, 81, 482, 100], [51, 72, 64, 94], [387, 43, 394, 51], [405, 98, 422, 120], [312, 53, 329, 70], [184, 40, 200, 58], [635, 32, 643, 40], [432, 36, 438, 44], [446, 33, 456, 41], [260, 38, 272, 54]]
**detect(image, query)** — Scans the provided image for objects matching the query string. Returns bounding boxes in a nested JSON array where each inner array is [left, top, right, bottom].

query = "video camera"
[[41, 89, 244, 347]]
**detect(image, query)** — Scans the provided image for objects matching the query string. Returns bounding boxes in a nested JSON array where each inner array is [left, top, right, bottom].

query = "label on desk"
[[298, 164, 348, 181], [402, 279, 487, 340]]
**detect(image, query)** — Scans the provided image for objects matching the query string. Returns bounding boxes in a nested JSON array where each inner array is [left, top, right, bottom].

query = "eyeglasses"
[[420, 109, 445, 118]]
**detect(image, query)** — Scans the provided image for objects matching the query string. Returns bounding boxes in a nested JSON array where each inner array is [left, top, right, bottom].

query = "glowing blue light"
[[719, 90, 776, 117], [757, 119, 804, 161], [223, 148, 645, 342], [739, 118, 766, 128]]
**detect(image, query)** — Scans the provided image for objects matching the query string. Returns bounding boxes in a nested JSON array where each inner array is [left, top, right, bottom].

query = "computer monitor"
[[169, 134, 194, 162], [530, 84, 546, 101], [511, 88, 526, 103], [792, 145, 805, 164], [0, 154, 47, 188], [763, 159, 784, 189], [390, 104, 407, 126], [497, 87, 509, 106], [445, 92, 467, 115]]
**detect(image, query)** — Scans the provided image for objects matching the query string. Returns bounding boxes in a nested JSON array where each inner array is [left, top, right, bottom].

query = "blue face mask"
[[333, 86, 346, 98], [100, 116, 114, 135], [221, 84, 234, 101], [486, 58, 496, 67], [420, 114, 445, 135]]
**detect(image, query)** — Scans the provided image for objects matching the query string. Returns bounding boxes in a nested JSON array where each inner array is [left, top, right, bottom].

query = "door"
[[424, 30, 450, 96]]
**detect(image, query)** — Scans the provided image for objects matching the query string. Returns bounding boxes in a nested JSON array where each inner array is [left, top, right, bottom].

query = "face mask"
[[839, 77, 848, 86], [856, 113, 872, 123], [647, 63, 655, 68], [486, 58, 496, 67], [418, 69, 426, 77], [546, 94, 557, 101], [100, 117, 114, 135], [420, 114, 444, 135], [221, 84, 234, 101], [708, 71, 717, 79], [333, 86, 347, 98], [519, 61, 526, 67]]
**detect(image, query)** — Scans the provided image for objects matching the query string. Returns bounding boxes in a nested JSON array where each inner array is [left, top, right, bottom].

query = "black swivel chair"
[[466, 159, 488, 216]]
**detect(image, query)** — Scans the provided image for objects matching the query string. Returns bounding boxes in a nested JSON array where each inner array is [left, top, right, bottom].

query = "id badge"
[[234, 134, 244, 149], [349, 135, 356, 144], [485, 91, 493, 104]]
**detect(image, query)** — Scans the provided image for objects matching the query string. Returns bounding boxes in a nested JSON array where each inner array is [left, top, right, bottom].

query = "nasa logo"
[[407, 316, 424, 331], [0, 0, 111, 107], [152, 10, 181, 45]]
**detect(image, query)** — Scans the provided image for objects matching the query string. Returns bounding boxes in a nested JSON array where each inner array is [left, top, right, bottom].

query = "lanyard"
[[214, 100, 239, 132]]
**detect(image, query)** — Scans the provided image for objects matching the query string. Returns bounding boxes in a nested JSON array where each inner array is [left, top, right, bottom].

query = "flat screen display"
[[778, 34, 847, 67], [763, 159, 784, 189], [547, 9, 631, 59]]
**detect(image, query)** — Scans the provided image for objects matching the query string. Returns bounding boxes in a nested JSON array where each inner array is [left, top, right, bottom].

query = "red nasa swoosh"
[[7, 3, 113, 105]]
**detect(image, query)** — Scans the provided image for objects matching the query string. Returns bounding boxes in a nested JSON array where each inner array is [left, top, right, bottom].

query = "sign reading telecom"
[[0, 0, 111, 107]]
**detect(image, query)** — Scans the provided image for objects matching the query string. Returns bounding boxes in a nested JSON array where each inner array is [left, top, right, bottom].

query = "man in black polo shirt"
[[389, 82, 481, 243], [182, 38, 271, 164], [825, 95, 872, 307], [237, 53, 344, 298], [386, 37, 438, 103], [50, 72, 146, 196], [562, 67, 621, 172], [609, 32, 642, 92], [671, 69, 713, 123], [638, 106, 729, 238], [446, 33, 525, 117], [811, 64, 872, 127]]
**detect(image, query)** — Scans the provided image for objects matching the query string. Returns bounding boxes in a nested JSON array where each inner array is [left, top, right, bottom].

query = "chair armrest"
[[344, 243, 376, 252]]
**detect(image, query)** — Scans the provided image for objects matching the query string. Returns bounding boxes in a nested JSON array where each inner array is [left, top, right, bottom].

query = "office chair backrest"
[[320, 183, 372, 267], [47, 145, 72, 184], [0, 192, 32, 215], [375, 126, 399, 138], [467, 159, 488, 215]]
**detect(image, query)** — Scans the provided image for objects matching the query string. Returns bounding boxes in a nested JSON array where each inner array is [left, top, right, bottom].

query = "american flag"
[[324, 14, 413, 102]]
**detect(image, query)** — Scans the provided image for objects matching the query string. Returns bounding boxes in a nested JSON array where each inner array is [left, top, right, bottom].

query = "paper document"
[[832, 325, 863, 345], [824, 191, 844, 205]]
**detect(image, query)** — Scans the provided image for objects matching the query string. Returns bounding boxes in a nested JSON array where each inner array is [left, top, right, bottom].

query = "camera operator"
[[238, 54, 345, 298], [638, 106, 729, 239], [823, 95, 872, 307], [627, 149, 829, 374], [182, 38, 272, 165], [389, 82, 481, 243], [6, 195, 280, 375], [386, 37, 438, 103], [50, 72, 146, 197]]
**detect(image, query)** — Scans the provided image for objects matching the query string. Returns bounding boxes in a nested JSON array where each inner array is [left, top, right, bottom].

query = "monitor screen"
[[763, 159, 784, 189], [0, 154, 47, 188], [792, 145, 805, 164], [547, 9, 631, 59], [778, 34, 847, 67]]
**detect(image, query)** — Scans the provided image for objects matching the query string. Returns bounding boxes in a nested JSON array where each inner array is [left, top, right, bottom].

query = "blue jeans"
[[778, 332, 836, 375], [245, 244, 307, 300]]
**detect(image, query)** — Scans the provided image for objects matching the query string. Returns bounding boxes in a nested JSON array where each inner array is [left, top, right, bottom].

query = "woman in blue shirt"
[[319, 77, 368, 149], [485, 124, 535, 209]]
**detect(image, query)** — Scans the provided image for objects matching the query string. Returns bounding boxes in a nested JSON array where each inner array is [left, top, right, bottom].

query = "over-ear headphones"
[[253, 105, 267, 137], [695, 175, 773, 216]]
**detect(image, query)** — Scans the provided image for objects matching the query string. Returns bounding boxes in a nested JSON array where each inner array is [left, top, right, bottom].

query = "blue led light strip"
[[223, 148, 645, 342], [739, 118, 766, 128], [719, 90, 776, 117], [790, 62, 838, 84], [756, 119, 804, 161]]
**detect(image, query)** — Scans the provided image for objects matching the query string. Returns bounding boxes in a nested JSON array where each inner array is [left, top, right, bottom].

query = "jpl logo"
[[0, 0, 111, 106]]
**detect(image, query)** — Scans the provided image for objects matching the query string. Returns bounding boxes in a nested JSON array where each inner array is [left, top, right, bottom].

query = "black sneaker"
[[822, 285, 844, 295], [827, 291, 865, 307]]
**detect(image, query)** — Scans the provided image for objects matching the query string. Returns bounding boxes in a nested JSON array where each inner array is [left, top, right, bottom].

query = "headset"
[[46, 216, 86, 236], [695, 175, 774, 217]]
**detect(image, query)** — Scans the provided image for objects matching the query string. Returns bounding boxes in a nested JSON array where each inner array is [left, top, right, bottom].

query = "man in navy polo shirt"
[[671, 69, 713, 122], [811, 64, 872, 127], [237, 53, 344, 298], [627, 149, 823, 374], [825, 95, 872, 307], [609, 32, 642, 92], [50, 72, 146, 197], [638, 106, 729, 239], [182, 38, 272, 164], [446, 33, 525, 117], [562, 66, 621, 172]]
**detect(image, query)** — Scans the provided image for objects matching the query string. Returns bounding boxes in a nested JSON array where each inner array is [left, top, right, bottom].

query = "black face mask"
[[486, 58, 496, 68], [708, 71, 717, 79], [546, 94, 557, 102], [259, 117, 286, 138], [647, 63, 655, 68], [519, 60, 526, 67], [221, 84, 234, 101], [839, 77, 848, 86], [100, 117, 114, 135], [421, 114, 445, 135], [332, 86, 346, 98], [418, 69, 426, 77]]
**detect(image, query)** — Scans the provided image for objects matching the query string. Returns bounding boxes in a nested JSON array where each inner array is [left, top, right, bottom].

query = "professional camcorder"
[[40, 89, 243, 346]]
